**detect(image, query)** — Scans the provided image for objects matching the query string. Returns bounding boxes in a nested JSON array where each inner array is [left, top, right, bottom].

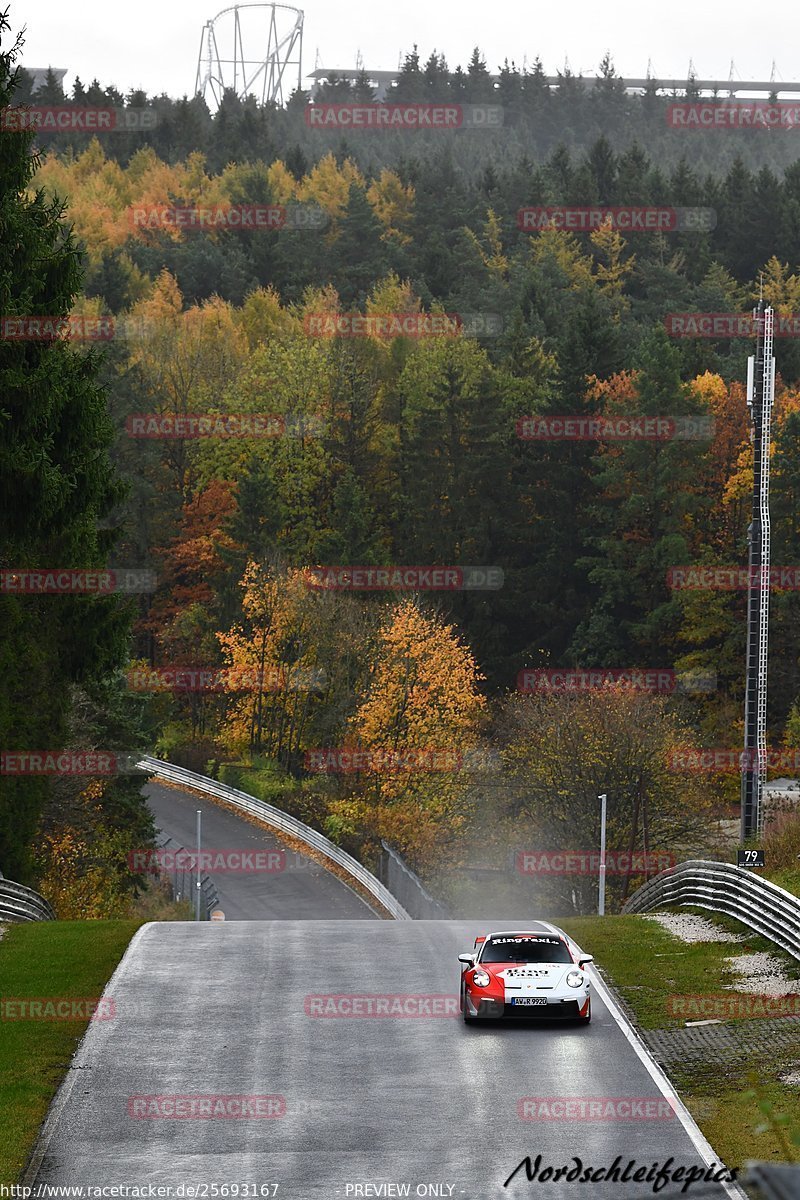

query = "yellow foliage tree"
[[758, 256, 800, 314], [366, 169, 415, 243], [218, 562, 325, 762], [590, 219, 634, 298], [528, 225, 595, 288], [337, 600, 488, 868], [35, 825, 133, 919], [463, 209, 509, 280], [297, 153, 365, 221], [266, 160, 300, 203]]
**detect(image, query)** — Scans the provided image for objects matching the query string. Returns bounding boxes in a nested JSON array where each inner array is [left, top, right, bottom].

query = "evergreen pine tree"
[[0, 17, 131, 878]]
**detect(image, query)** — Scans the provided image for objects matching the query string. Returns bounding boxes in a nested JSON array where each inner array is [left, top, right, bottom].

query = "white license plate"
[[510, 996, 547, 1006]]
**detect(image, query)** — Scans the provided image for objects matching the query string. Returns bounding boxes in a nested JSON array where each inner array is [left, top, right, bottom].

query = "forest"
[[4, 32, 800, 915]]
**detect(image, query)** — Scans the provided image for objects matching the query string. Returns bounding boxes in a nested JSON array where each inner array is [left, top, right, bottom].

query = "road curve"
[[145, 780, 376, 920], [31, 921, 742, 1198]]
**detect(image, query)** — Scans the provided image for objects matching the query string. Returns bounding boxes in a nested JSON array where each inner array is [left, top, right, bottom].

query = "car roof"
[[486, 923, 565, 938]]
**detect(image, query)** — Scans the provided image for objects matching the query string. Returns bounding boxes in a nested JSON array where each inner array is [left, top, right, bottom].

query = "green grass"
[[562, 909, 800, 1027], [766, 866, 800, 897], [559, 912, 800, 1172], [561, 914, 751, 1029], [0, 920, 141, 1185]]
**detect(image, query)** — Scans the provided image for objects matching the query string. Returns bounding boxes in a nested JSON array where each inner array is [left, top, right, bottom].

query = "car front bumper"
[[465, 994, 589, 1019]]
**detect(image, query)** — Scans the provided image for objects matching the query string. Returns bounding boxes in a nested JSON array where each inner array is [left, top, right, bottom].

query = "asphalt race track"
[[30, 920, 743, 1199], [145, 780, 376, 921]]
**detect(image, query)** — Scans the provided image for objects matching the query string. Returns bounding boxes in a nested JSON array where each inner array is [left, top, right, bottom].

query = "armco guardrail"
[[138, 756, 411, 920], [624, 859, 800, 961], [0, 876, 56, 923]]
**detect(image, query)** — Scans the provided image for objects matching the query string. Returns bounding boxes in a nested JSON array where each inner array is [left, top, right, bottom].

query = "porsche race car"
[[458, 923, 593, 1023]]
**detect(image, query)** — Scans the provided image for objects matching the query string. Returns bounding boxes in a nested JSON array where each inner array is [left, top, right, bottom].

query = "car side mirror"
[[458, 953, 474, 965], [578, 956, 593, 968]]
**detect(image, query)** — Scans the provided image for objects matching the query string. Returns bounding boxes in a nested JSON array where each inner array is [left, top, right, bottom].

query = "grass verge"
[[0, 919, 142, 1185], [560, 912, 800, 1174]]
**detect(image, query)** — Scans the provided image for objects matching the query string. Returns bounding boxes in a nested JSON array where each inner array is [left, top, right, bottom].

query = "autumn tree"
[[218, 561, 378, 768], [338, 600, 488, 870], [496, 686, 718, 913]]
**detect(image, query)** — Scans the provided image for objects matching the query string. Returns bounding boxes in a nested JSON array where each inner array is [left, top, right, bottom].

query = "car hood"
[[483, 963, 573, 984]]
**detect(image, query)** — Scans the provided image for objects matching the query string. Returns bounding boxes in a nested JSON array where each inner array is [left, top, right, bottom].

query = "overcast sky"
[[15, 0, 800, 99]]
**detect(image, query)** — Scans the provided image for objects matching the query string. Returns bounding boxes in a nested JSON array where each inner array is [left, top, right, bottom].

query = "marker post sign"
[[737, 848, 765, 869]]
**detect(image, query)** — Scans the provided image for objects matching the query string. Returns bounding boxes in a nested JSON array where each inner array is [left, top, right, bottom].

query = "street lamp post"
[[195, 809, 202, 921], [598, 793, 607, 916]]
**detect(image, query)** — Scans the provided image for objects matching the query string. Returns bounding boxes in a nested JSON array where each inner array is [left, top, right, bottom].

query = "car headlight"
[[566, 970, 585, 989], [471, 969, 491, 988]]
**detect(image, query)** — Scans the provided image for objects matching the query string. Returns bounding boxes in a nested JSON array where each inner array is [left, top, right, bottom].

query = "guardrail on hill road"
[[138, 756, 411, 920], [0, 871, 56, 922], [623, 859, 800, 962]]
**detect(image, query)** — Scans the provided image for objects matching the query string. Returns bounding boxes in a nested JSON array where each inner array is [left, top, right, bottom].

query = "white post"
[[195, 809, 202, 922], [598, 794, 607, 916]]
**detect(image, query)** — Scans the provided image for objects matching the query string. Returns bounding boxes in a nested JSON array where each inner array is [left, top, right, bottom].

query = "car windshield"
[[480, 935, 573, 964]]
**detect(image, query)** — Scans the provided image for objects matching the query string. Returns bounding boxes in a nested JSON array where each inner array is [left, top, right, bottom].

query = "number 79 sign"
[[737, 848, 765, 868]]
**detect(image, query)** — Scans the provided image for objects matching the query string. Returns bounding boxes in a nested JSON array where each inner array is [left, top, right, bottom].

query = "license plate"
[[510, 996, 547, 1006]]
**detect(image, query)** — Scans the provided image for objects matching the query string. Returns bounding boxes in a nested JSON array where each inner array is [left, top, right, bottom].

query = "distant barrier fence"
[[623, 859, 800, 962], [155, 837, 219, 919], [378, 841, 450, 919], [0, 871, 55, 922], [138, 756, 411, 920]]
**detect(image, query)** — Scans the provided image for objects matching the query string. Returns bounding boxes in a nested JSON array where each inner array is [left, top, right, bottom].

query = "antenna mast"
[[741, 302, 776, 840]]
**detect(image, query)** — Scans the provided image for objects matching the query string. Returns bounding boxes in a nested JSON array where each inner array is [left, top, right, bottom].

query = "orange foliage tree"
[[333, 600, 488, 870], [217, 562, 330, 765]]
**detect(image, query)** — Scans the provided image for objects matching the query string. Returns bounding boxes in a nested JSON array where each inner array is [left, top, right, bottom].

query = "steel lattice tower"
[[741, 302, 776, 839]]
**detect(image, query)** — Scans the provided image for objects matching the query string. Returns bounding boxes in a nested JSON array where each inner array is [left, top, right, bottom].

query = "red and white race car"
[[458, 923, 593, 1023]]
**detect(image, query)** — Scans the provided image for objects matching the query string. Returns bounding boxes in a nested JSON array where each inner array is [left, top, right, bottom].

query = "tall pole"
[[598, 793, 607, 916], [741, 303, 775, 841], [195, 809, 202, 921]]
